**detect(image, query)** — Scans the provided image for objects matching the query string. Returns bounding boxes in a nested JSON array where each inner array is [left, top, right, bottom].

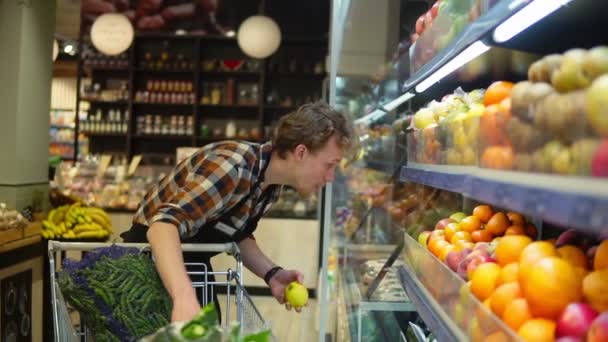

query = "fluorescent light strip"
[[384, 92, 415, 112], [415, 41, 490, 93], [493, 0, 574, 43], [353, 109, 385, 125]]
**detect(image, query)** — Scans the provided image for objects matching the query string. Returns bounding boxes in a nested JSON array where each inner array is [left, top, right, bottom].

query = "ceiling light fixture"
[[415, 41, 490, 93], [237, 16, 281, 59], [493, 0, 574, 43]]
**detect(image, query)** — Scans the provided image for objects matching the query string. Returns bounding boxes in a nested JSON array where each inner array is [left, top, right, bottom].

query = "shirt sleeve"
[[147, 152, 243, 239]]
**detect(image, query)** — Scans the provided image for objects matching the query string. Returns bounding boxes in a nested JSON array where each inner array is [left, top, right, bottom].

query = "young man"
[[121, 101, 354, 322]]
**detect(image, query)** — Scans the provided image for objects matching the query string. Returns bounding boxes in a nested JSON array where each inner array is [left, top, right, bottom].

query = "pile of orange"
[[468, 235, 608, 341]]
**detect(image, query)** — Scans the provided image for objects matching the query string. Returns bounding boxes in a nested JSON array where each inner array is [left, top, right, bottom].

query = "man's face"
[[292, 135, 343, 197]]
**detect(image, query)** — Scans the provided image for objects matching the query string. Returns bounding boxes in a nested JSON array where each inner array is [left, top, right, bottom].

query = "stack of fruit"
[[417, 204, 537, 280], [417, 204, 608, 341], [410, 88, 485, 164], [41, 203, 113, 240], [481, 46, 608, 177]]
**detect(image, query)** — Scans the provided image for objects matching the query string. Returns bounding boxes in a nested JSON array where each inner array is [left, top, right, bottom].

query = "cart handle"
[[47, 240, 241, 256]]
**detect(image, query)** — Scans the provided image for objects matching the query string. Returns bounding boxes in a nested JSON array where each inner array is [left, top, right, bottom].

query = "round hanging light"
[[90, 13, 134, 56], [52, 39, 59, 61], [237, 16, 281, 59]]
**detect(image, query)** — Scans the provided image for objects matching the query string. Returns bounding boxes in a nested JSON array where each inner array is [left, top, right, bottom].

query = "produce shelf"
[[397, 233, 519, 342], [402, 0, 533, 93], [401, 163, 608, 235]]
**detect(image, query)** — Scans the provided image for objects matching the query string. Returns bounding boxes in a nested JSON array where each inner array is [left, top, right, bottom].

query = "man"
[[121, 101, 354, 322]]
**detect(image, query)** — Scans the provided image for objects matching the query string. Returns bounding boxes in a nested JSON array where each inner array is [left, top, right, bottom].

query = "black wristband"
[[264, 266, 283, 285]]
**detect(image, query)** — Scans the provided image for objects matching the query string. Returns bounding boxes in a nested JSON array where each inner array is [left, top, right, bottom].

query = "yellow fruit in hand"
[[285, 281, 308, 308]]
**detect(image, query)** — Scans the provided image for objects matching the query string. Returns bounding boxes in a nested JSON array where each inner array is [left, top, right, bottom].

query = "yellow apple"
[[285, 282, 308, 308]]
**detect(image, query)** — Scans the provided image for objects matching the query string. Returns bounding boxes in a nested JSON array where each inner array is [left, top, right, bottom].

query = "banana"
[[48, 210, 56, 224], [72, 223, 104, 235], [88, 213, 111, 230], [42, 220, 57, 232], [84, 215, 93, 224]]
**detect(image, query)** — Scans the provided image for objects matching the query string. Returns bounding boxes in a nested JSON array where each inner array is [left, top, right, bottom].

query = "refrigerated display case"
[[320, 0, 608, 341]]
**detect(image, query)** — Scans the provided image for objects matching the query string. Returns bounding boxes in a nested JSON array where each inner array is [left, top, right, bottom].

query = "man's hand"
[[269, 269, 306, 312], [171, 288, 201, 322]]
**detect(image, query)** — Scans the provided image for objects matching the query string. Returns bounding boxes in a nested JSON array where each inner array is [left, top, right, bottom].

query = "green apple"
[[285, 282, 308, 308], [586, 74, 608, 137], [418, 231, 432, 246], [449, 212, 467, 223]]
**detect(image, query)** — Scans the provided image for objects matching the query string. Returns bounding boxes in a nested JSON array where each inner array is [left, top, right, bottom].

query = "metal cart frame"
[[48, 241, 269, 341]]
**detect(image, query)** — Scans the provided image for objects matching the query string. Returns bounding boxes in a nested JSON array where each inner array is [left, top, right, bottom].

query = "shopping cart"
[[48, 241, 272, 341]]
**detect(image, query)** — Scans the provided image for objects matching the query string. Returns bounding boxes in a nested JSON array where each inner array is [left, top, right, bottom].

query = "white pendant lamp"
[[237, 15, 282, 59], [90, 13, 134, 56]]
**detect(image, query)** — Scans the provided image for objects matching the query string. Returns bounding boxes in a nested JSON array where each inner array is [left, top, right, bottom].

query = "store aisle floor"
[[218, 295, 318, 341]]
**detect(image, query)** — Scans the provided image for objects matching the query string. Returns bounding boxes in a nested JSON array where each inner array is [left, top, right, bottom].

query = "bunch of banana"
[[41, 203, 113, 240]]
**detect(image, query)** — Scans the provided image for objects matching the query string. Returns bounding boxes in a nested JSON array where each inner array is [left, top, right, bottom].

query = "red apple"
[[416, 16, 424, 35], [435, 218, 455, 230], [446, 248, 471, 272], [556, 303, 598, 338], [431, 1, 440, 18], [592, 139, 608, 177], [424, 11, 433, 30], [466, 251, 495, 279], [474, 242, 490, 252], [588, 312, 608, 342], [555, 337, 583, 342]]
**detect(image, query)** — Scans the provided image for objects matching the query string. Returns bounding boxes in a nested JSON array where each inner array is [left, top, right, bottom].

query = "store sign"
[[90, 14, 134, 56]]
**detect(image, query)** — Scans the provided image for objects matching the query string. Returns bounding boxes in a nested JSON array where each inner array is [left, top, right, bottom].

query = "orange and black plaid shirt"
[[133, 141, 281, 239]]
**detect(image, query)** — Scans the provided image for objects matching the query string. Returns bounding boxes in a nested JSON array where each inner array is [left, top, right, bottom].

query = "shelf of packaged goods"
[[49, 141, 74, 145], [199, 104, 258, 110], [84, 132, 127, 138], [400, 163, 608, 235], [397, 232, 519, 342], [133, 102, 194, 107], [83, 99, 128, 105], [134, 68, 196, 73], [266, 72, 326, 79], [133, 134, 193, 140], [199, 71, 260, 77]]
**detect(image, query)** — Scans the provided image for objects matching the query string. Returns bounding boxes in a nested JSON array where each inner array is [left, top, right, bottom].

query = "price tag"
[[128, 155, 142, 177], [97, 155, 112, 178]]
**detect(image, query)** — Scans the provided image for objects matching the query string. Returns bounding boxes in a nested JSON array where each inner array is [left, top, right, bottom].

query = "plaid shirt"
[[133, 141, 281, 239]]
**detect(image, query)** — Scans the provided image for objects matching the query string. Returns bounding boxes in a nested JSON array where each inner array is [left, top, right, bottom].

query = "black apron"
[[120, 161, 275, 316]]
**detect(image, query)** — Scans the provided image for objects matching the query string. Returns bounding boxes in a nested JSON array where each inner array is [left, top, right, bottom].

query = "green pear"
[[586, 74, 608, 136], [583, 46, 608, 80]]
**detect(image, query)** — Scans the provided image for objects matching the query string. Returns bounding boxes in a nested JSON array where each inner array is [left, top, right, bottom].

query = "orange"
[[471, 262, 501, 301], [444, 222, 461, 242], [483, 298, 492, 311], [486, 212, 510, 236], [429, 239, 450, 257], [518, 241, 558, 285], [517, 319, 556, 342], [473, 205, 494, 223], [451, 231, 473, 244], [557, 245, 588, 269], [583, 269, 608, 312], [461, 216, 482, 233], [472, 229, 494, 243], [523, 257, 583, 319], [483, 331, 509, 342], [525, 223, 538, 239], [504, 225, 526, 236], [484, 81, 514, 106], [497, 263, 519, 286], [439, 244, 456, 262], [502, 298, 533, 331], [495, 235, 532, 266], [506, 212, 525, 226], [594, 240, 608, 270], [480, 146, 514, 170], [490, 282, 522, 317]]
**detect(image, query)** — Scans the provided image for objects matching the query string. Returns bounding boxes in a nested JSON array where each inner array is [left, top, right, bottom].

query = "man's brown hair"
[[272, 101, 354, 159]]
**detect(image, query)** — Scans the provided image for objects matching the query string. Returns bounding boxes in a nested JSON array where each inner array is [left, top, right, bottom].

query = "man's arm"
[[147, 221, 200, 322], [238, 237, 304, 310]]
